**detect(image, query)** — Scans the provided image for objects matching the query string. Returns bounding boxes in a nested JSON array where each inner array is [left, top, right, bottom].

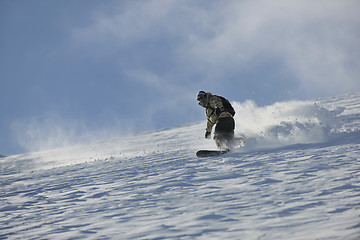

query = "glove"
[[205, 131, 211, 139], [215, 108, 222, 116]]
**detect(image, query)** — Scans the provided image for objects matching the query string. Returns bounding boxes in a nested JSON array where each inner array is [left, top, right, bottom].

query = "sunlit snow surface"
[[1, 93, 360, 239]]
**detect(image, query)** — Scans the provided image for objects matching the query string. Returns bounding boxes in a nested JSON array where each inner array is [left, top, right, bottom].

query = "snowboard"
[[196, 149, 230, 158]]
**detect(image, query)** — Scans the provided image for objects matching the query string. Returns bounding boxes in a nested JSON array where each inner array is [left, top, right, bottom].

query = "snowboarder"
[[197, 91, 235, 150]]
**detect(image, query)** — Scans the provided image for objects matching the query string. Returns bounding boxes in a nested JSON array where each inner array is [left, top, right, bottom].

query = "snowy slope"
[[1, 93, 360, 240]]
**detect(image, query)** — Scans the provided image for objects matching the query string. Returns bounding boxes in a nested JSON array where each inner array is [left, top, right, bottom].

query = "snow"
[[1, 93, 360, 239]]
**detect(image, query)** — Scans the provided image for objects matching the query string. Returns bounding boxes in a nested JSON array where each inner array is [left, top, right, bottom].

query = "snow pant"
[[214, 117, 235, 150]]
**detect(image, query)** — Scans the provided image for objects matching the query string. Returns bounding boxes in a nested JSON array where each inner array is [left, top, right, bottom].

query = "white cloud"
[[182, 0, 360, 96], [69, 0, 360, 98]]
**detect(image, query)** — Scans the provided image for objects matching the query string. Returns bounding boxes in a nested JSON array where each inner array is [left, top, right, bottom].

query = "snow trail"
[[232, 98, 346, 151]]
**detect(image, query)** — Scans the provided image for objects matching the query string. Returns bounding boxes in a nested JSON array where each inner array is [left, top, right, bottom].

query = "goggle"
[[197, 92, 207, 107], [197, 92, 206, 101]]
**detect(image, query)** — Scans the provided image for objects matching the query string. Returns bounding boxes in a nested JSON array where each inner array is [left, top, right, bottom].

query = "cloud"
[[182, 0, 360, 96], [67, 0, 360, 101]]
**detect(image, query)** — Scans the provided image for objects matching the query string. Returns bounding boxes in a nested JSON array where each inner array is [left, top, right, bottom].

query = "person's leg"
[[214, 117, 235, 150]]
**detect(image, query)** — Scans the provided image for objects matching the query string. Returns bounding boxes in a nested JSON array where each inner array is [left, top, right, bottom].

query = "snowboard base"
[[196, 149, 230, 158]]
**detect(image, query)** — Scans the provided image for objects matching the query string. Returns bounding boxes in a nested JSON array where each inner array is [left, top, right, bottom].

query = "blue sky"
[[1, 0, 359, 155]]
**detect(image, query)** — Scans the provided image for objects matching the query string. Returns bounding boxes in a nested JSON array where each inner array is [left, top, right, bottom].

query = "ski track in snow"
[[1, 93, 360, 239]]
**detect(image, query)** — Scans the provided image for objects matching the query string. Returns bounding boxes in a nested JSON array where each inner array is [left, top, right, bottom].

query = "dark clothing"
[[215, 117, 235, 135], [214, 117, 235, 150]]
